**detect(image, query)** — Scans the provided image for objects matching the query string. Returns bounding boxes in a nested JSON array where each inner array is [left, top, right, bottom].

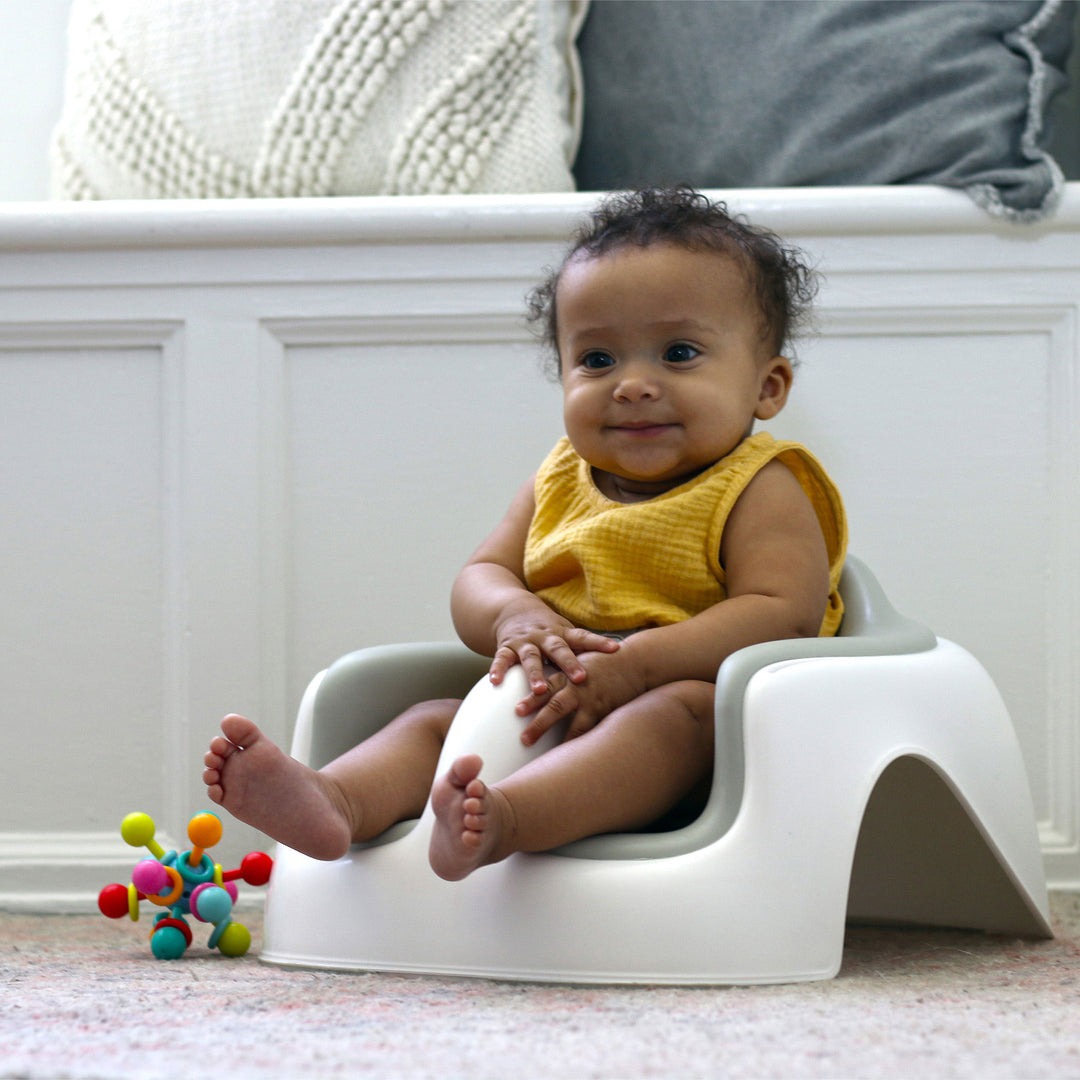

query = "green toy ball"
[[216, 922, 252, 957]]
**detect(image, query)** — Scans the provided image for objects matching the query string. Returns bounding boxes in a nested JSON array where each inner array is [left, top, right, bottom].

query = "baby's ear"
[[754, 356, 794, 420]]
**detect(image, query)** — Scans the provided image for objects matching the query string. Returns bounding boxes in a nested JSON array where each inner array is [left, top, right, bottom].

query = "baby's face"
[[556, 243, 792, 501]]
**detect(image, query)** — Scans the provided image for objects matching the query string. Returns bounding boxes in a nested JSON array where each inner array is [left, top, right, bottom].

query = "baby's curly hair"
[[526, 187, 819, 379]]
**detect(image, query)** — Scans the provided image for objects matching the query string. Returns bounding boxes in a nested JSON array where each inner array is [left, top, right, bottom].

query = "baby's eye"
[[580, 350, 615, 371], [664, 343, 699, 364]]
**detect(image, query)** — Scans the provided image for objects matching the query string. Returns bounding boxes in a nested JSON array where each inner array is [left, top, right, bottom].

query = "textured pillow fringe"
[[384, 0, 535, 194], [50, 131, 98, 200], [965, 0, 1067, 224], [253, 0, 447, 197]]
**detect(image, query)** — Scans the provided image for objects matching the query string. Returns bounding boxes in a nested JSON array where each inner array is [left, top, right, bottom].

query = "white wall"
[[2, 5, 1078, 909], [0, 1, 70, 201], [1, 188, 1079, 910]]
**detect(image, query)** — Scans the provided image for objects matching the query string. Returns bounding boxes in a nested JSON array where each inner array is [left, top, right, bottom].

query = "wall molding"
[[2, 187, 1078, 254], [0, 831, 182, 913]]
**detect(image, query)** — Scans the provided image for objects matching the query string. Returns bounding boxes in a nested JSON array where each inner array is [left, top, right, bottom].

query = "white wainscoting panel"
[[261, 316, 566, 739], [0, 188, 1077, 908], [0, 322, 190, 894], [771, 304, 1080, 883]]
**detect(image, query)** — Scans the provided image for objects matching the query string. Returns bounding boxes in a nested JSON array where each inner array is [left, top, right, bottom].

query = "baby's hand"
[[490, 610, 619, 697], [516, 649, 645, 746]]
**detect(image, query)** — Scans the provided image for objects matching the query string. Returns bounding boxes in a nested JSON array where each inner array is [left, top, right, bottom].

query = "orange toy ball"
[[187, 812, 223, 850]]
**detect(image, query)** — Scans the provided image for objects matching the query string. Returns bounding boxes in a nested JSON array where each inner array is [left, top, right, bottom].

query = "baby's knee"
[[656, 680, 716, 743], [398, 697, 461, 739]]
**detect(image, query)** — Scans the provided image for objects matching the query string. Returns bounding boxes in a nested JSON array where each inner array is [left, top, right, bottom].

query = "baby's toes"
[[207, 735, 234, 759]]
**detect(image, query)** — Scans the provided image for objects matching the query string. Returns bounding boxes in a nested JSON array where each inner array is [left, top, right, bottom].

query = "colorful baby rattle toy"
[[98, 811, 272, 960]]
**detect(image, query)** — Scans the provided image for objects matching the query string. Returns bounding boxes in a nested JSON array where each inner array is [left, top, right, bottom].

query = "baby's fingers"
[[490, 645, 547, 695], [538, 630, 618, 687], [563, 627, 620, 657], [488, 645, 519, 685], [520, 687, 578, 747], [493, 643, 549, 695], [539, 637, 591, 685]]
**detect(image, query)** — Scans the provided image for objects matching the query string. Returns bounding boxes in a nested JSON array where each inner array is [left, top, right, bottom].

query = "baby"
[[203, 187, 847, 880]]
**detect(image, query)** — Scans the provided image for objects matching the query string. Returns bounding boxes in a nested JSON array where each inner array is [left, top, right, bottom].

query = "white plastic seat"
[[261, 557, 1051, 984]]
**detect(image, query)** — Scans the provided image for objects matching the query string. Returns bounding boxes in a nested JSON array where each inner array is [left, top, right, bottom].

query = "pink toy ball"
[[98, 883, 130, 920], [131, 858, 169, 896]]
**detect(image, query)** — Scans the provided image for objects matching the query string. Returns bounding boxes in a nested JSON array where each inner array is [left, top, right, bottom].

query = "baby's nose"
[[614, 364, 661, 400]]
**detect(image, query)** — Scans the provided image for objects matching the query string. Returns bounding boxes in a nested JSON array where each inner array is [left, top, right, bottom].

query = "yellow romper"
[[523, 432, 848, 636]]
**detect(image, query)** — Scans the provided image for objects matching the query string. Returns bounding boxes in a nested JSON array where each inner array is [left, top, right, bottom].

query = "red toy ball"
[[240, 851, 273, 887], [98, 882, 130, 920]]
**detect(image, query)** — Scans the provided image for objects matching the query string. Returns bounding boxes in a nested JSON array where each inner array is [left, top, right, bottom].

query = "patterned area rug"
[[2, 895, 1079, 1079]]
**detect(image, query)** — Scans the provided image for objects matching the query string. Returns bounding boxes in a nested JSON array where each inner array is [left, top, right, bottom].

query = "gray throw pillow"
[[573, 0, 1075, 221]]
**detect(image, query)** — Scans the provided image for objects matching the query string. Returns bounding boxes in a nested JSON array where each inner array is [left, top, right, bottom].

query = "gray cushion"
[[573, 0, 1075, 221]]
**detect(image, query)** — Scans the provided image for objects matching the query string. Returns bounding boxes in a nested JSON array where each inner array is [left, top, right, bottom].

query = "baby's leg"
[[428, 681, 714, 880], [203, 699, 458, 861]]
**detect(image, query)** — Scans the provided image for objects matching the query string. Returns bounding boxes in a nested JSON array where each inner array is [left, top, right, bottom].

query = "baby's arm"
[[518, 460, 831, 743], [451, 476, 618, 697]]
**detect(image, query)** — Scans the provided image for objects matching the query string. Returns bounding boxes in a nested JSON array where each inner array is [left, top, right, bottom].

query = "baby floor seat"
[[261, 557, 1051, 984]]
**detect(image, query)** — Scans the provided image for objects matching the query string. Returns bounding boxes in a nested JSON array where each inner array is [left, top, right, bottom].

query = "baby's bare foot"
[[202, 714, 353, 861], [428, 755, 513, 881]]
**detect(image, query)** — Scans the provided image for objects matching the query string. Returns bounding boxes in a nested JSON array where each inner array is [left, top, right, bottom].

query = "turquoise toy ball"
[[191, 884, 232, 925], [150, 925, 188, 960]]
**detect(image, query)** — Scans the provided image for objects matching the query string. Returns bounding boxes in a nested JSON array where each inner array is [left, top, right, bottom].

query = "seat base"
[[262, 641, 1050, 985]]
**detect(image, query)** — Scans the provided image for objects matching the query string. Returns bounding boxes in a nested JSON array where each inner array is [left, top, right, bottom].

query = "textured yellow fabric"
[[524, 432, 847, 634]]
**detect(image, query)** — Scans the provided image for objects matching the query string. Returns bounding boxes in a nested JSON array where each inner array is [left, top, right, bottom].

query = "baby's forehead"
[[554, 241, 772, 345], [558, 242, 759, 311], [565, 242, 753, 288], [568, 239, 746, 271]]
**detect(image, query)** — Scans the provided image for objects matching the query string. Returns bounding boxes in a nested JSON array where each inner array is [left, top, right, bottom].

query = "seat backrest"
[[835, 556, 936, 647]]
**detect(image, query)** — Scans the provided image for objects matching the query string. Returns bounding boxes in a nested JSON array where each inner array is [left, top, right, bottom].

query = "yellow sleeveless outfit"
[[523, 432, 848, 636]]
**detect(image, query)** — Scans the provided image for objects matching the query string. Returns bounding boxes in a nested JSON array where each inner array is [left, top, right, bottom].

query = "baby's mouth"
[[610, 420, 677, 435]]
